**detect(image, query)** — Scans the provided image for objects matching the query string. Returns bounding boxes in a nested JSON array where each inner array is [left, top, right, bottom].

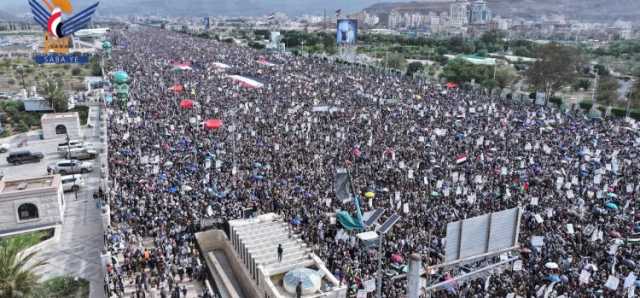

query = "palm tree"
[[0, 237, 47, 298]]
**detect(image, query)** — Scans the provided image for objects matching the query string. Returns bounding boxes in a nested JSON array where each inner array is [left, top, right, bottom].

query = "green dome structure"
[[113, 71, 129, 84]]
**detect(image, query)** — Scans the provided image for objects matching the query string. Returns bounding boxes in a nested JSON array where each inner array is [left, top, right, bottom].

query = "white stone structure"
[[41, 112, 83, 140], [228, 213, 347, 298], [0, 175, 65, 236]]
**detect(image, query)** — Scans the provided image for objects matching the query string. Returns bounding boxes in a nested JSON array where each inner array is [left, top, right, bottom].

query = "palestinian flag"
[[455, 154, 467, 164]]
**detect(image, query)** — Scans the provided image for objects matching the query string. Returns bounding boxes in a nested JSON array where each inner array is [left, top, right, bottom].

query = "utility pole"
[[323, 9, 327, 32]]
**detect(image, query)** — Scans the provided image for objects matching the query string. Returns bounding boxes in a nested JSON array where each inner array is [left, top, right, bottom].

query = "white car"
[[57, 140, 84, 154], [0, 143, 9, 153], [61, 174, 84, 192], [48, 159, 94, 175]]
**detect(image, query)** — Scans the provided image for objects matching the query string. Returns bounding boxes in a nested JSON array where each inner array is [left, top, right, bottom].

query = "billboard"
[[336, 19, 358, 45], [445, 207, 522, 263]]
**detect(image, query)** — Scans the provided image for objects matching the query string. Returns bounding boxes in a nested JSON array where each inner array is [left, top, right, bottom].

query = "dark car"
[[6, 150, 44, 165]]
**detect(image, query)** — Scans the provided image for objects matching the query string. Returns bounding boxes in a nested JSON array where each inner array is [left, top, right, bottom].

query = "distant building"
[[23, 99, 54, 112], [450, 1, 470, 27], [0, 175, 64, 237], [470, 0, 491, 25], [388, 10, 403, 28]]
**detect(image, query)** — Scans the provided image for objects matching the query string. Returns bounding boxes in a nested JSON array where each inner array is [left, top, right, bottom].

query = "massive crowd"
[[102, 27, 640, 297]]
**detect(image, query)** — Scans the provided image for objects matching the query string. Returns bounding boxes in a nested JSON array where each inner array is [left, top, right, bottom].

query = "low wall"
[[196, 230, 262, 298]]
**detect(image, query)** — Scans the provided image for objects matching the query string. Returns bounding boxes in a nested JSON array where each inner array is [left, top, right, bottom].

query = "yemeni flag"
[[455, 154, 467, 164], [172, 63, 192, 72], [257, 57, 276, 67], [211, 62, 231, 69], [228, 75, 264, 89]]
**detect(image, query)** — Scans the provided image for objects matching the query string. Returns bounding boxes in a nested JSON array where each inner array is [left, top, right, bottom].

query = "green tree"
[[525, 43, 581, 104], [442, 58, 474, 84], [406, 62, 424, 77], [42, 79, 67, 112], [572, 78, 591, 91], [382, 53, 406, 70], [494, 67, 517, 92], [89, 56, 102, 76], [0, 237, 47, 297], [594, 64, 609, 76], [629, 79, 640, 109], [71, 67, 82, 76], [596, 75, 620, 106]]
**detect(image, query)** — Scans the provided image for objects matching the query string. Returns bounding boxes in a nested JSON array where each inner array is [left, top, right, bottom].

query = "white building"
[[470, 0, 491, 25], [450, 0, 470, 27], [41, 112, 83, 140], [388, 10, 403, 28], [0, 175, 65, 236]]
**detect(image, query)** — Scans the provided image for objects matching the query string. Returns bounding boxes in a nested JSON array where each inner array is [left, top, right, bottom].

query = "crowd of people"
[[102, 27, 640, 297]]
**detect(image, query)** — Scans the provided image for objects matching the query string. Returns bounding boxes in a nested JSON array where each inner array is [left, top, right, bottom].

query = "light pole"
[[376, 213, 401, 298], [64, 132, 78, 201]]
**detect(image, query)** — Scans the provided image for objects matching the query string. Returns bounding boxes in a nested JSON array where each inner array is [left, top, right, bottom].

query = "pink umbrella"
[[390, 254, 404, 264]]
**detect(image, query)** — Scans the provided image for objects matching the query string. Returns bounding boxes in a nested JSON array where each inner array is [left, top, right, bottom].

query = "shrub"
[[610, 107, 626, 118], [630, 109, 640, 121], [579, 101, 593, 111], [71, 67, 82, 76], [549, 96, 562, 106]]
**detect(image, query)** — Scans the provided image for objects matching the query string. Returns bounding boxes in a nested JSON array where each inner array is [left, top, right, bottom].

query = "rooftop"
[[41, 112, 80, 122], [0, 175, 61, 195]]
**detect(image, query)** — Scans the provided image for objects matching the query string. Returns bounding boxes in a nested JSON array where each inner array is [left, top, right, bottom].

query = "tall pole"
[[323, 9, 327, 32], [376, 234, 384, 298]]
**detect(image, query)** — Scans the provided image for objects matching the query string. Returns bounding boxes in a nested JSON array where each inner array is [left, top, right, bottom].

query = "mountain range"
[[0, 0, 637, 20], [364, 0, 640, 22], [2, 0, 390, 17]]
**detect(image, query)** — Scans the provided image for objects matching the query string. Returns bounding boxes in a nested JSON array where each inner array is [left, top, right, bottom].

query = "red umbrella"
[[447, 82, 458, 89], [179, 99, 194, 109], [204, 119, 223, 130], [169, 84, 184, 93]]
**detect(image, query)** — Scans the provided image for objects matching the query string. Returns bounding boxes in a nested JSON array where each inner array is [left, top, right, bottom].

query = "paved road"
[[0, 105, 107, 298]]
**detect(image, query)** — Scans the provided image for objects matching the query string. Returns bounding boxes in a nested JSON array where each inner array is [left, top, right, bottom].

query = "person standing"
[[277, 244, 283, 262], [296, 281, 303, 298]]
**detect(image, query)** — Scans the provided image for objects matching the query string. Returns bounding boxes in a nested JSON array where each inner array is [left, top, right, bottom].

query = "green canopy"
[[113, 71, 129, 84], [114, 83, 129, 95]]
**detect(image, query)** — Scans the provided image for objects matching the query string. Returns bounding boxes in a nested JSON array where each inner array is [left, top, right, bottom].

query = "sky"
[[0, 0, 403, 16]]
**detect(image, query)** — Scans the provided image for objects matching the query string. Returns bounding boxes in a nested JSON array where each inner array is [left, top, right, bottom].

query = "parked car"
[[47, 159, 93, 175], [0, 143, 9, 153], [57, 140, 84, 154], [61, 174, 84, 192], [7, 150, 44, 165], [64, 147, 97, 160]]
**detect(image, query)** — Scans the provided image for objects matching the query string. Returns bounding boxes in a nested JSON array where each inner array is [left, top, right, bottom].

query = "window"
[[55, 124, 67, 135], [17, 203, 39, 221]]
